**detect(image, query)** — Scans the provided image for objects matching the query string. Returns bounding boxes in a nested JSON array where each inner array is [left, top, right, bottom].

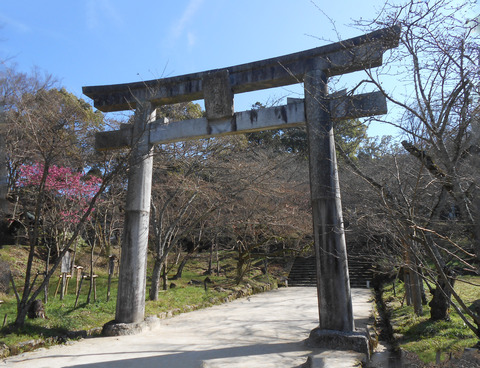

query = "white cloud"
[[86, 0, 123, 30], [187, 32, 197, 47], [86, 1, 98, 30], [0, 14, 30, 33], [170, 0, 203, 42]]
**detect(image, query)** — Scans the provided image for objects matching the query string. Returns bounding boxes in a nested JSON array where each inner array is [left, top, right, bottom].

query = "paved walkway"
[[1, 287, 374, 368]]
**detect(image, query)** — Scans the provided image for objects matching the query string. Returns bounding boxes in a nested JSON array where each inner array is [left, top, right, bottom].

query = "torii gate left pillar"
[[115, 102, 155, 323], [0, 106, 7, 220]]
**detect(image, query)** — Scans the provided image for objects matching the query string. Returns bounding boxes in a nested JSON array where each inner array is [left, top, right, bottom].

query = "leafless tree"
[[1, 67, 126, 327], [342, 0, 480, 329]]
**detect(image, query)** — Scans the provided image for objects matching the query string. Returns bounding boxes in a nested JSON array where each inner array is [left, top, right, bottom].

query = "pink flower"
[[17, 163, 102, 223]]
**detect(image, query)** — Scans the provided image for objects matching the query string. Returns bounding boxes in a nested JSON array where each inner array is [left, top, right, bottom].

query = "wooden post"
[[64, 274, 71, 295], [54, 275, 62, 298], [115, 101, 155, 324], [92, 275, 97, 301], [304, 69, 354, 332], [75, 266, 84, 295]]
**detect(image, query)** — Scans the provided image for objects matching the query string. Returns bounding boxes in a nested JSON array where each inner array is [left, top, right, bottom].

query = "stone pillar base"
[[306, 328, 370, 358], [102, 316, 160, 336], [304, 350, 367, 368]]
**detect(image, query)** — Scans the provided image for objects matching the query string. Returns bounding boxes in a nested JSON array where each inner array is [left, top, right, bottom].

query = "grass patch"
[[382, 276, 480, 363], [0, 246, 281, 355], [0, 270, 118, 349]]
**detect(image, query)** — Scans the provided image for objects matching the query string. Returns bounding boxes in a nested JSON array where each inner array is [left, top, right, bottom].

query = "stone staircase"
[[286, 257, 316, 287], [287, 255, 374, 288], [348, 256, 374, 288]]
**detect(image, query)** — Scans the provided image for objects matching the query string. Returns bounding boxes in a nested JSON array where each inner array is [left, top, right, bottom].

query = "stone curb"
[[0, 326, 103, 358]]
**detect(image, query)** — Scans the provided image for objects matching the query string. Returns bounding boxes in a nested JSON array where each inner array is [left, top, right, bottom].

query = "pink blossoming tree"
[[17, 163, 102, 225]]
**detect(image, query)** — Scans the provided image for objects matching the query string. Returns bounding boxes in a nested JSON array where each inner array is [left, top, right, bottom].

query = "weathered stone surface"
[[102, 316, 160, 337], [306, 328, 370, 358], [115, 102, 155, 324], [203, 70, 234, 121], [330, 91, 387, 121], [94, 126, 132, 151], [0, 342, 10, 358], [83, 26, 401, 112], [97, 101, 306, 150], [304, 350, 367, 368], [304, 69, 354, 332], [11, 339, 43, 354], [65, 330, 87, 339], [102, 320, 144, 336], [96, 93, 387, 151]]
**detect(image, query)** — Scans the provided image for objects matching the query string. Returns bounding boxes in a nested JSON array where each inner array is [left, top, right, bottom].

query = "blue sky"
[[1, 1, 476, 137]]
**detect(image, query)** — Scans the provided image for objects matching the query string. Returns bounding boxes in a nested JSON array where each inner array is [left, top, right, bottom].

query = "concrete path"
[[1, 287, 374, 368]]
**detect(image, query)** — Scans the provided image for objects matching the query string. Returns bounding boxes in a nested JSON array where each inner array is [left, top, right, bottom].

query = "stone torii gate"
[[83, 26, 400, 350]]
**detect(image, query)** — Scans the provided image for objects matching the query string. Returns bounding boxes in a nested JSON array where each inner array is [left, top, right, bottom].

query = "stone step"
[[287, 257, 317, 287], [288, 255, 375, 288]]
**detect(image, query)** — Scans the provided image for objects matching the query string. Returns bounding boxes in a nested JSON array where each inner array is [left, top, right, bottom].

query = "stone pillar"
[[304, 69, 354, 332], [0, 106, 7, 217], [115, 102, 155, 324]]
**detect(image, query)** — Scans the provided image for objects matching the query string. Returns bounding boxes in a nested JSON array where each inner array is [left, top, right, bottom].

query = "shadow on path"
[[48, 341, 312, 367]]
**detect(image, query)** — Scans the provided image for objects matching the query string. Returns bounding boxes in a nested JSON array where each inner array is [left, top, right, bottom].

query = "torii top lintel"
[[83, 26, 400, 113]]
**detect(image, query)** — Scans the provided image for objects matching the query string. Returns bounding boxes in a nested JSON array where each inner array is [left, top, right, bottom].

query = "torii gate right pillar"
[[304, 68, 369, 354], [304, 69, 354, 332]]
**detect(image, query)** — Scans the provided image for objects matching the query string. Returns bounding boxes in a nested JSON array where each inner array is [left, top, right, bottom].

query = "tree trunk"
[[419, 268, 428, 305], [74, 271, 85, 308], [149, 258, 163, 301], [174, 255, 190, 280], [403, 240, 423, 315], [235, 244, 250, 285], [207, 241, 213, 275], [215, 239, 220, 276], [409, 266, 423, 316], [14, 301, 29, 328], [162, 261, 168, 291], [404, 268, 412, 306], [429, 268, 456, 321], [60, 273, 66, 300], [71, 239, 77, 274]]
